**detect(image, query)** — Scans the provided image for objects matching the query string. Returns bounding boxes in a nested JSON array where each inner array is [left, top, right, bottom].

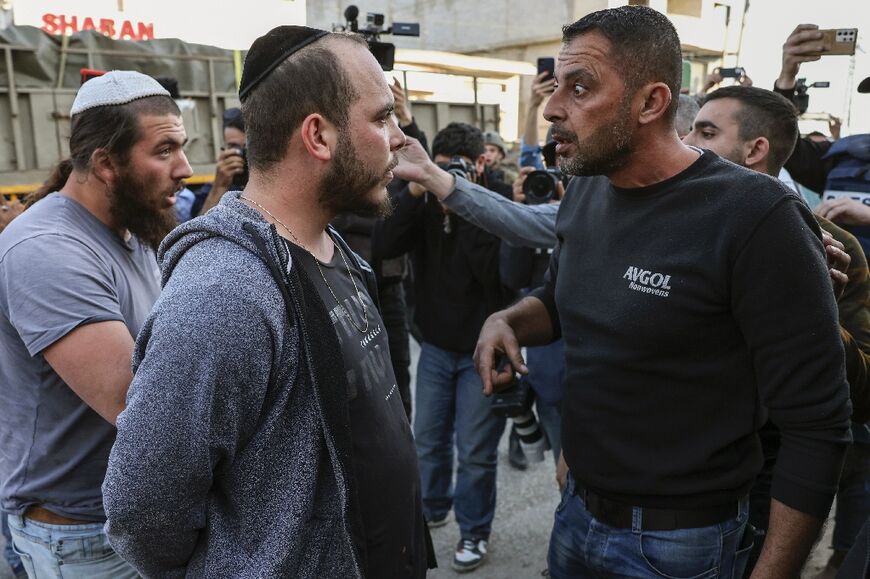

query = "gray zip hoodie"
[[103, 192, 370, 578]]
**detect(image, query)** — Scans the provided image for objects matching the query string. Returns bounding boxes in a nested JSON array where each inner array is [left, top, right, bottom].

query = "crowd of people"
[[0, 5, 869, 579]]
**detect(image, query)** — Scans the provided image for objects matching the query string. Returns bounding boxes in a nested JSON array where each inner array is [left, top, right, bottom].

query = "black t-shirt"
[[532, 150, 851, 518], [287, 236, 426, 578]]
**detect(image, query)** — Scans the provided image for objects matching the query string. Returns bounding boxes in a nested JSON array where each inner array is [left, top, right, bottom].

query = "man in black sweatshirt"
[[375, 122, 514, 573], [470, 7, 851, 579]]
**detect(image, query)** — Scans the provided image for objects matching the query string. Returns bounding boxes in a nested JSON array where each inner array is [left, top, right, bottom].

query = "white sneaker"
[[452, 538, 488, 572]]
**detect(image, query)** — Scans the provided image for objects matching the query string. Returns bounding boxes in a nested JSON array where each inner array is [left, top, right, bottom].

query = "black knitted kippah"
[[239, 26, 329, 102]]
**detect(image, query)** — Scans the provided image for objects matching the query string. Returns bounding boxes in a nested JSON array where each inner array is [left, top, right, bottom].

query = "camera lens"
[[522, 171, 556, 205]]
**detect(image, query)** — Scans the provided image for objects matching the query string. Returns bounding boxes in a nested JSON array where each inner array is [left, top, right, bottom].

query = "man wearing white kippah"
[[0, 69, 192, 578]]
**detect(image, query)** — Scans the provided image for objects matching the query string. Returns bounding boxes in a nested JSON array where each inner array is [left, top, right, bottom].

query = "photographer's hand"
[[822, 230, 850, 301], [199, 148, 245, 216], [829, 116, 842, 141], [394, 136, 455, 200], [816, 198, 870, 227], [390, 78, 414, 128], [776, 24, 824, 91], [213, 148, 245, 191], [512, 167, 535, 203], [523, 73, 555, 149], [530, 71, 555, 109], [702, 69, 723, 93]]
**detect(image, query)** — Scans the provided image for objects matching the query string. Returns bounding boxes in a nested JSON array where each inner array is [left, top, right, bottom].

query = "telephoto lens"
[[513, 410, 549, 463]]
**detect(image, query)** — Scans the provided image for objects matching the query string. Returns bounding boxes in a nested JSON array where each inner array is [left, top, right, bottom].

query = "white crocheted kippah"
[[70, 70, 170, 116]]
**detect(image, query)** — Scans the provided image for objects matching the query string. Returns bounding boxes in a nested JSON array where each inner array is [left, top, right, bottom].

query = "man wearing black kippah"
[[103, 26, 430, 578]]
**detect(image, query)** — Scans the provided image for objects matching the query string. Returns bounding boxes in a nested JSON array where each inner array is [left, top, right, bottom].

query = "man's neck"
[[607, 130, 701, 189], [59, 171, 128, 240], [242, 172, 335, 262]]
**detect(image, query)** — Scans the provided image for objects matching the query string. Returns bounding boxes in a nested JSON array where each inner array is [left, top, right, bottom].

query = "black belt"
[[572, 484, 739, 531]]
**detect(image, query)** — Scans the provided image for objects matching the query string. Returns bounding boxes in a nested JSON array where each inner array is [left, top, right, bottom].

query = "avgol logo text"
[[623, 266, 671, 297]]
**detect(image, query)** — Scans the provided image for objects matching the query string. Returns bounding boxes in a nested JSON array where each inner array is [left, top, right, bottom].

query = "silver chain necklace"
[[240, 195, 369, 334]]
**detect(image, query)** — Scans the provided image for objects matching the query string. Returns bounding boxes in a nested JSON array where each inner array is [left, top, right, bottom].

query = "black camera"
[[336, 5, 420, 71], [491, 376, 531, 418], [438, 156, 477, 182], [718, 66, 745, 79], [231, 147, 249, 189], [792, 78, 831, 115], [522, 167, 568, 205]]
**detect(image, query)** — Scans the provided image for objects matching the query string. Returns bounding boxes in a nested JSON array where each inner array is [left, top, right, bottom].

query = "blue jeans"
[[2, 511, 24, 575], [548, 475, 753, 578], [7, 515, 139, 578], [414, 342, 506, 540], [524, 338, 564, 464], [524, 339, 565, 406]]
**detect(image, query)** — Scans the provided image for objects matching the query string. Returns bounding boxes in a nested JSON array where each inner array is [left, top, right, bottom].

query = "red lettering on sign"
[[58, 15, 78, 35], [40, 14, 155, 41], [119, 20, 135, 40], [41, 14, 59, 35], [137, 22, 154, 41], [99, 18, 116, 37]]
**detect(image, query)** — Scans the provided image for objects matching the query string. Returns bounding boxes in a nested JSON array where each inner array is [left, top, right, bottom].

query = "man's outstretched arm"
[[394, 137, 558, 249]]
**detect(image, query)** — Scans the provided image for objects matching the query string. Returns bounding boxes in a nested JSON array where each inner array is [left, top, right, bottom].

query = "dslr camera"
[[438, 156, 478, 182], [230, 147, 249, 189], [490, 362, 549, 462], [522, 167, 569, 205]]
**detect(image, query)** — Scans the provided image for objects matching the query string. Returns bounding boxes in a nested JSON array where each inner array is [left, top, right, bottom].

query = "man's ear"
[[475, 154, 486, 176], [745, 137, 771, 174], [637, 82, 673, 126], [90, 149, 116, 186], [300, 113, 337, 162]]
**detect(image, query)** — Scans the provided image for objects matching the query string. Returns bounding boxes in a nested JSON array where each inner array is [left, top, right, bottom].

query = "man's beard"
[[319, 132, 396, 218], [556, 96, 635, 177], [109, 166, 178, 252]]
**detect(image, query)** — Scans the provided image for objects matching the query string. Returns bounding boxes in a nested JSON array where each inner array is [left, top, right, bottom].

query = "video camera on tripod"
[[333, 5, 420, 71], [792, 78, 831, 115]]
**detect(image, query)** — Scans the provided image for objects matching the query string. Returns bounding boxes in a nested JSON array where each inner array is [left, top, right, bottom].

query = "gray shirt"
[[0, 193, 160, 521]]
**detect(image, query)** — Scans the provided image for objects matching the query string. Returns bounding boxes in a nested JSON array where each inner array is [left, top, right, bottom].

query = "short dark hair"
[[242, 33, 368, 172], [703, 86, 798, 175], [562, 5, 683, 121], [431, 122, 485, 161], [222, 107, 245, 132], [29, 96, 181, 206]]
